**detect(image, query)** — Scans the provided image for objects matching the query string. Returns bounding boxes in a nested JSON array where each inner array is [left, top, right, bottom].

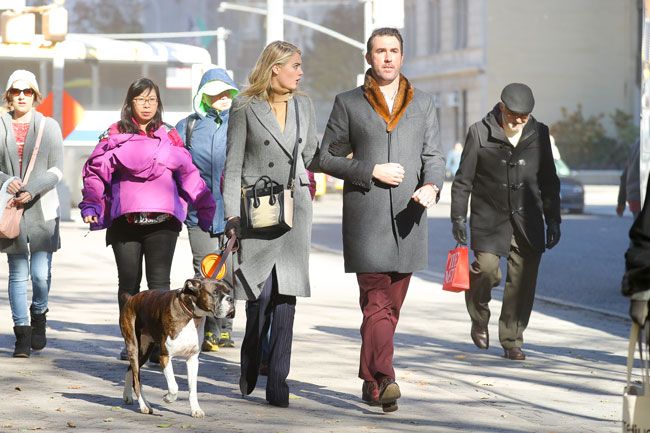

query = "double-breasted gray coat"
[[450, 105, 561, 256], [222, 95, 319, 300], [0, 110, 63, 254], [319, 86, 445, 273]]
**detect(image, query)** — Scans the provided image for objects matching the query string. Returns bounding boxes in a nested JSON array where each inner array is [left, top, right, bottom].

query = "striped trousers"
[[239, 267, 296, 406]]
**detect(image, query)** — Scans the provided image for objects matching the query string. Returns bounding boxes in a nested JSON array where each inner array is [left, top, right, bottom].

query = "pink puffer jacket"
[[80, 124, 215, 231]]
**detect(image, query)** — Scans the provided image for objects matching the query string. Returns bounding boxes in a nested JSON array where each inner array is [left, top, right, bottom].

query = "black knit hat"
[[500, 83, 535, 114]]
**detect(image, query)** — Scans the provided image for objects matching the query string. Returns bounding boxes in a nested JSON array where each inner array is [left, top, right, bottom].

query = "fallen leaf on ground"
[[454, 354, 467, 360], [67, 385, 81, 390], [66, 421, 76, 428], [103, 418, 113, 423], [14, 387, 21, 391], [157, 423, 173, 428], [288, 394, 300, 400]]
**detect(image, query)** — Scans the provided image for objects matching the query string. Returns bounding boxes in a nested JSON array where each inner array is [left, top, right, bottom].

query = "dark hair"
[[117, 77, 163, 134], [366, 27, 404, 54]]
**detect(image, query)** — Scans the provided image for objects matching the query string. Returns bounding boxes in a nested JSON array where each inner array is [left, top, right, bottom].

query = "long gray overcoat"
[[0, 110, 63, 254], [222, 95, 319, 300], [319, 86, 445, 273]]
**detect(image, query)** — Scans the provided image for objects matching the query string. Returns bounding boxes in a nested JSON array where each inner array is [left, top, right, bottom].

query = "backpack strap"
[[185, 114, 199, 149]]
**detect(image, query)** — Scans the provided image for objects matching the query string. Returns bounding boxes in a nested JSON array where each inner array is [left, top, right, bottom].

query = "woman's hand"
[[13, 191, 32, 205], [83, 215, 98, 224], [6, 179, 22, 195]]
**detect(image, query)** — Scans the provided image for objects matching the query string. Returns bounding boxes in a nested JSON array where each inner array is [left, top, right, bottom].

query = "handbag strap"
[[288, 97, 300, 191], [22, 119, 45, 184]]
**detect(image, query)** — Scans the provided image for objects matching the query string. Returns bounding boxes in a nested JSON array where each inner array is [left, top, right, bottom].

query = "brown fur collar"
[[363, 69, 414, 132]]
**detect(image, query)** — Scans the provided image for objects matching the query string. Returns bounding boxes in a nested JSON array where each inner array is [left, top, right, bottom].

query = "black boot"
[[13, 326, 31, 358], [30, 307, 48, 351]]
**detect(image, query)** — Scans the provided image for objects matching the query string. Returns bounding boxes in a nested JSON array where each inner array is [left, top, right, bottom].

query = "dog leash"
[[207, 236, 237, 280]]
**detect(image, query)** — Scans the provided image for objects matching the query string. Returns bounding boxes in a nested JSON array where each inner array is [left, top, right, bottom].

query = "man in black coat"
[[451, 83, 561, 360]]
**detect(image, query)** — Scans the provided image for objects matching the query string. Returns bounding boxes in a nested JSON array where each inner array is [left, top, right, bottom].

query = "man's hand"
[[372, 163, 404, 186], [412, 184, 439, 208], [225, 217, 241, 240], [452, 216, 467, 245], [83, 215, 98, 224], [616, 204, 625, 217], [630, 300, 649, 326], [546, 221, 561, 249]]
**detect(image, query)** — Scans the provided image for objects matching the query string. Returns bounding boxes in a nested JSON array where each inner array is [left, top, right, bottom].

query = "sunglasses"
[[8, 88, 35, 97]]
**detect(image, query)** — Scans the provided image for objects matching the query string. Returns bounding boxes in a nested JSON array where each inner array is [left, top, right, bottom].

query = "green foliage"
[[300, 3, 364, 128], [550, 105, 638, 169]]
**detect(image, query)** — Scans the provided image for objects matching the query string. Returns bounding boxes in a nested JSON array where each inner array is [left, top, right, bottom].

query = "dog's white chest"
[[165, 318, 203, 359]]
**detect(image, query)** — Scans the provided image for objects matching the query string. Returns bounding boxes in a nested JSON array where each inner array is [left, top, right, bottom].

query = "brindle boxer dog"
[[120, 278, 234, 418]]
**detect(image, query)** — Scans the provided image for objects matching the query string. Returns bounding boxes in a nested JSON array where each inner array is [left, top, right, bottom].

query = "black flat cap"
[[500, 83, 535, 114]]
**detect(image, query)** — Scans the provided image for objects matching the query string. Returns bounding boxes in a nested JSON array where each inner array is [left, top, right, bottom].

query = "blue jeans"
[[7, 252, 53, 326]]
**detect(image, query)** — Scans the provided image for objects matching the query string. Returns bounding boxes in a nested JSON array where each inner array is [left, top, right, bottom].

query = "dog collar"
[[176, 291, 198, 318]]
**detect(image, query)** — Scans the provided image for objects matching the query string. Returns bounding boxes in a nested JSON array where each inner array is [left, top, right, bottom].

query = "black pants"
[[108, 217, 180, 311], [239, 267, 296, 406]]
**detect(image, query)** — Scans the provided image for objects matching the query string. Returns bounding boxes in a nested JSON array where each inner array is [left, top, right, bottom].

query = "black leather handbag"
[[241, 98, 300, 235]]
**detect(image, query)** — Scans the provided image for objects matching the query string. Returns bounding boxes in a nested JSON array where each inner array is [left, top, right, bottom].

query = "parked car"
[[555, 157, 585, 214]]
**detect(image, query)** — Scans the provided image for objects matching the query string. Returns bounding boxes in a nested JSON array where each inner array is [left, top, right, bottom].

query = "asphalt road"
[[311, 184, 632, 320]]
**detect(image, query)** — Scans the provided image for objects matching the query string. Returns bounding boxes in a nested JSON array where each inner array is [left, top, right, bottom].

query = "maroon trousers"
[[356, 272, 411, 382]]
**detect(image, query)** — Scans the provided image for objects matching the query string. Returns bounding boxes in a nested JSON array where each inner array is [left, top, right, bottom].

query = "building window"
[[428, 0, 440, 54], [454, 0, 468, 50]]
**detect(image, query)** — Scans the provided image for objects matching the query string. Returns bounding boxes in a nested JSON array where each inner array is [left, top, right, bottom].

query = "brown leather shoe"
[[361, 380, 380, 406], [378, 377, 401, 413], [470, 323, 489, 349], [503, 347, 526, 360]]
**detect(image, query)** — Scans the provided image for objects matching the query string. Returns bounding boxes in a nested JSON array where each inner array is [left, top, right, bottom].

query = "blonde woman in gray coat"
[[222, 41, 319, 408], [0, 70, 63, 358]]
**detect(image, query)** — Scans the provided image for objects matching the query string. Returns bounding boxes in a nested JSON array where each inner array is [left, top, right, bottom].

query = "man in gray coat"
[[320, 27, 445, 413], [451, 83, 561, 361]]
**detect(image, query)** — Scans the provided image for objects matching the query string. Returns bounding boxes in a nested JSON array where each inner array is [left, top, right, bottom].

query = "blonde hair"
[[240, 41, 301, 102]]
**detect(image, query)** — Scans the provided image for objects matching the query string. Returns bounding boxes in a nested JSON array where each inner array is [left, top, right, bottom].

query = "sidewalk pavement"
[[0, 221, 628, 433]]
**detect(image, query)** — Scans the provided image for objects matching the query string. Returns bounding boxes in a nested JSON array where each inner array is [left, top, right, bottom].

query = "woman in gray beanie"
[[0, 70, 63, 358]]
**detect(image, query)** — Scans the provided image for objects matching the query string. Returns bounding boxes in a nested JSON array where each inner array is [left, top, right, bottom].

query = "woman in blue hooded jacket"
[[176, 68, 239, 351]]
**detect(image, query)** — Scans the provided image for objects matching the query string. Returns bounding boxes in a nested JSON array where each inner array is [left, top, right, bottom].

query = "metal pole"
[[358, 0, 373, 87], [52, 43, 64, 127], [266, 0, 284, 45], [363, 0, 373, 47], [216, 27, 229, 68]]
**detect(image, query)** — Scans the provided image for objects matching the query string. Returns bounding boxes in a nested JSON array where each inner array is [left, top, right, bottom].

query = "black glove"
[[452, 216, 467, 245], [225, 217, 241, 240], [630, 299, 650, 326], [545, 221, 561, 249]]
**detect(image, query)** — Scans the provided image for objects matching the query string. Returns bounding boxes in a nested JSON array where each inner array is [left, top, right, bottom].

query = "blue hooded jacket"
[[175, 68, 238, 234]]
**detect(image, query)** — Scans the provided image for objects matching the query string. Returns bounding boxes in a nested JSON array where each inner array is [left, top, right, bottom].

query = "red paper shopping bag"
[[442, 245, 470, 292]]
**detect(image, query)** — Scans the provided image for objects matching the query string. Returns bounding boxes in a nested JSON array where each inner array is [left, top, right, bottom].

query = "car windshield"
[[554, 158, 571, 177]]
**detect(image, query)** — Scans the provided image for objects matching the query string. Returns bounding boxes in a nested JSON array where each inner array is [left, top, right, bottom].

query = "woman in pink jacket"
[[79, 78, 215, 361]]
